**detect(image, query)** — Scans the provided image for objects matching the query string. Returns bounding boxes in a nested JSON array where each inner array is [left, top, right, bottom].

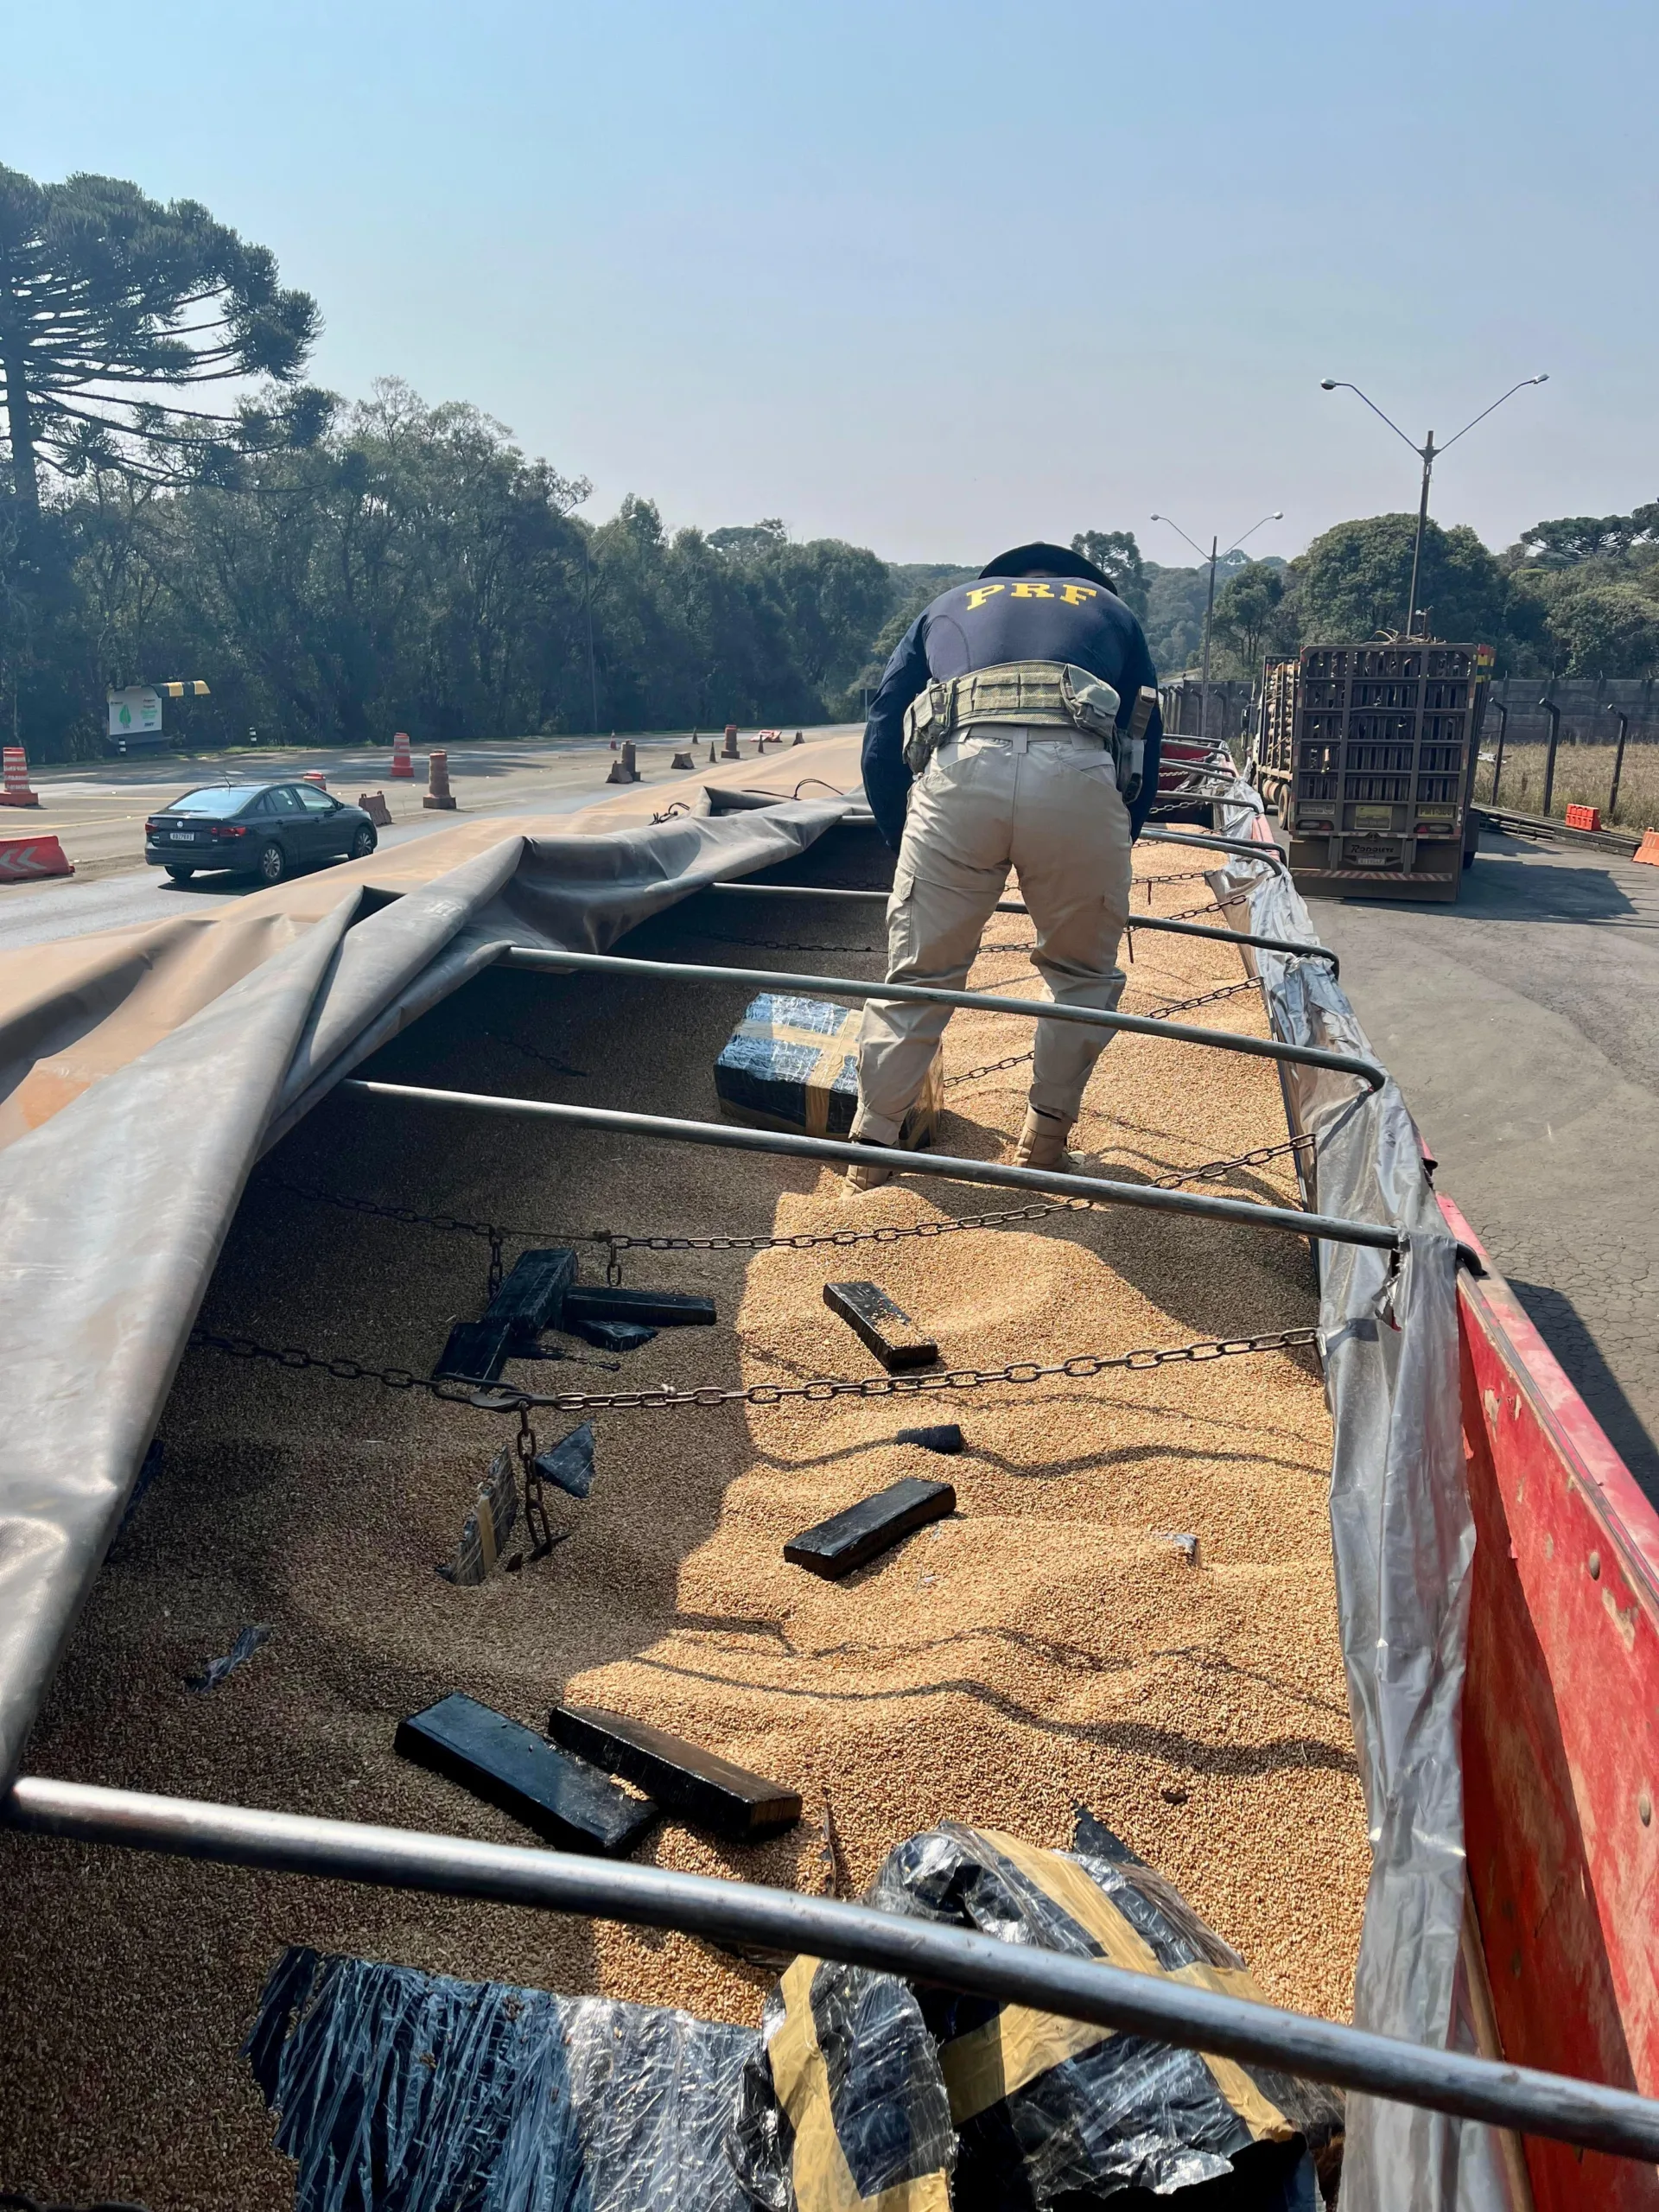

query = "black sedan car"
[[144, 780, 378, 886]]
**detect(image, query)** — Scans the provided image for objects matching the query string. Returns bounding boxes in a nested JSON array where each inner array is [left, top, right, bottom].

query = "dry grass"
[[0, 841, 1369, 2209], [1475, 740, 1659, 830]]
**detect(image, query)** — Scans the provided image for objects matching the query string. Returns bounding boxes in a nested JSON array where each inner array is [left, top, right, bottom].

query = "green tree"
[[1534, 578, 1659, 676], [1292, 513, 1510, 648], [0, 164, 321, 519], [1212, 561, 1291, 674], [1071, 529, 1147, 615], [1516, 505, 1659, 566]]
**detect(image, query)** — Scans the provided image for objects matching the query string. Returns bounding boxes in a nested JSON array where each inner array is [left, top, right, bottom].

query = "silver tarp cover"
[[1203, 795, 1507, 2212], [0, 798, 846, 1790]]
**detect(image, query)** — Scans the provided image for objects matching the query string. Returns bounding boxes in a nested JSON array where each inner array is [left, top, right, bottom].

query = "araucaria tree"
[[0, 164, 321, 518]]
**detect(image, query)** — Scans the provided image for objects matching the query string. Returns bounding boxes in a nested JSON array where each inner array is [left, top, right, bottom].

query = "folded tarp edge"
[[0, 797, 849, 1789], [1203, 791, 1489, 2212], [0, 898, 358, 1788], [264, 800, 849, 1147]]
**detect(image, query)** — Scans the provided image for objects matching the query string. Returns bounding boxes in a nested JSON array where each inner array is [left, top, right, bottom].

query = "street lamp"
[[1150, 510, 1283, 739], [1319, 374, 1548, 640]]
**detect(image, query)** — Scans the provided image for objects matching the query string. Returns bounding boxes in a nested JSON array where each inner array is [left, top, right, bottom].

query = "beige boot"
[[1013, 1106, 1073, 1171], [842, 1145, 896, 1197]]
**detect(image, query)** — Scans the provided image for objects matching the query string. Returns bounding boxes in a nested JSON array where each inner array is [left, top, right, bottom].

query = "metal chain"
[[188, 1322, 1321, 1418], [515, 1406, 555, 1558], [457, 1325, 1326, 1414], [260, 1178, 512, 1297], [1139, 870, 1216, 896], [264, 1126, 1308, 1282], [486, 1033, 591, 1081], [685, 930, 886, 955], [944, 976, 1261, 1089]]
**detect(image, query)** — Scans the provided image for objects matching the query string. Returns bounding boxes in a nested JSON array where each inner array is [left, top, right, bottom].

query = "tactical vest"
[[901, 659, 1151, 802]]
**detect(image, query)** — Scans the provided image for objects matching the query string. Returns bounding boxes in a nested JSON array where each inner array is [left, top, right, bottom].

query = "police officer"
[[846, 541, 1163, 1191]]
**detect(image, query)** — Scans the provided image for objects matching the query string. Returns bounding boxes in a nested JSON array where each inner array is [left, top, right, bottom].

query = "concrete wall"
[[1485, 676, 1659, 749]]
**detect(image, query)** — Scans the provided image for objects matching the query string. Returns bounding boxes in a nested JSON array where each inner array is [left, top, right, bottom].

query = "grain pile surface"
[[0, 829, 1369, 2209]]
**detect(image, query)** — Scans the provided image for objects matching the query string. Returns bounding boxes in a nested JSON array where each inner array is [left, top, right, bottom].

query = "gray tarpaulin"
[[1201, 792, 1507, 2212], [0, 796, 847, 1790]]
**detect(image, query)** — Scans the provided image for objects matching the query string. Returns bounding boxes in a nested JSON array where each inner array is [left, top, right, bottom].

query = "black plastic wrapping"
[[863, 1821, 1341, 2209], [245, 1945, 754, 2212], [729, 1953, 956, 2210]]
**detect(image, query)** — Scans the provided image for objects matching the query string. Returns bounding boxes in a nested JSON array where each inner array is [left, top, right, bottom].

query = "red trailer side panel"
[[1445, 1193, 1659, 2210]]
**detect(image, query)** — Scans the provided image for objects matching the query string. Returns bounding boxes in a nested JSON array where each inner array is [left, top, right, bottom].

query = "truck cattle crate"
[[1255, 641, 1493, 902]]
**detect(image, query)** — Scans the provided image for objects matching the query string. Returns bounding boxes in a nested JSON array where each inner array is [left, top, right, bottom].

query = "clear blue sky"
[[13, 1, 1656, 565]]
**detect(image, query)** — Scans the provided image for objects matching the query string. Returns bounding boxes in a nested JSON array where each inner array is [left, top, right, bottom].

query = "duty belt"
[[902, 658, 1155, 803]]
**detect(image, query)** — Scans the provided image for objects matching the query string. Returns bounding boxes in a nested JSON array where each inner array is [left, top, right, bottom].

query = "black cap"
[[979, 541, 1117, 591]]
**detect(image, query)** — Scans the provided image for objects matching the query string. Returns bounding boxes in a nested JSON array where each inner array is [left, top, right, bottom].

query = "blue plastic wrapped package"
[[245, 1946, 755, 2212], [715, 993, 940, 1146]]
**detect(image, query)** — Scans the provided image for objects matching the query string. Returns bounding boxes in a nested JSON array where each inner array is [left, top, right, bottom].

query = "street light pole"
[[1199, 535, 1218, 740], [1321, 376, 1548, 639], [1151, 511, 1283, 741]]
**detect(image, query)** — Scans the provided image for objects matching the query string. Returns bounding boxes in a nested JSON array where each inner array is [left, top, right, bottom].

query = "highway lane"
[[7, 728, 857, 883], [1315, 826, 1659, 1502], [0, 727, 860, 946]]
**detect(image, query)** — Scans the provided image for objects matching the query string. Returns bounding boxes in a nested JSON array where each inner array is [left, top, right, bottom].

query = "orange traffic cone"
[[792, 730, 804, 746], [391, 732, 413, 779], [1, 745, 40, 807], [423, 749, 457, 810]]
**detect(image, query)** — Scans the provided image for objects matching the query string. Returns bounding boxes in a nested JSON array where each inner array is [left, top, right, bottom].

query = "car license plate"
[[1347, 844, 1398, 868], [168, 831, 195, 842]]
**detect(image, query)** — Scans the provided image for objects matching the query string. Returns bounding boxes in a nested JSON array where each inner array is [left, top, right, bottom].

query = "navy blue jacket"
[[861, 576, 1163, 848]]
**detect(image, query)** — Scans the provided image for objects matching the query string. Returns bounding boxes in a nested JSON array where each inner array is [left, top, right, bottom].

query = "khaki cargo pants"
[[852, 726, 1134, 1143]]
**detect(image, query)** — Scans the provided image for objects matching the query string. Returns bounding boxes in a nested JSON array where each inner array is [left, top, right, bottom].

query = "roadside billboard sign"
[[108, 687, 163, 741]]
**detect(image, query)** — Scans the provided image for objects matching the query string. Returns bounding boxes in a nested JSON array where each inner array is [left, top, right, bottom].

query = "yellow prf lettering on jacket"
[[1059, 584, 1098, 606], [1010, 581, 1053, 598], [964, 584, 1005, 611]]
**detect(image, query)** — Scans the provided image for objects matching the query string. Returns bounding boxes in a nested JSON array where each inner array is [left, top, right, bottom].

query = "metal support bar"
[[496, 946, 1384, 1091], [1141, 826, 1290, 872], [346, 1079, 1401, 1252], [706, 883, 1338, 976], [8, 1776, 1659, 2165]]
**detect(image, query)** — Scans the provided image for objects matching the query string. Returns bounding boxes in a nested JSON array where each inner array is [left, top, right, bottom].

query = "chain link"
[[188, 1321, 1321, 1418], [688, 931, 887, 955], [257, 1134, 1307, 1304], [460, 1325, 1325, 1414], [515, 1405, 555, 1558], [944, 976, 1261, 1090], [264, 1124, 1308, 1285]]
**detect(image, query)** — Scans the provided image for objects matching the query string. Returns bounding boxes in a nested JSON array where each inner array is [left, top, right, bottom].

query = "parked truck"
[[1253, 640, 1493, 900]]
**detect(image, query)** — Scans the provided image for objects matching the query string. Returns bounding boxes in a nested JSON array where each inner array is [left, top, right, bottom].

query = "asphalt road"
[[1313, 827, 1659, 1503], [0, 728, 857, 949]]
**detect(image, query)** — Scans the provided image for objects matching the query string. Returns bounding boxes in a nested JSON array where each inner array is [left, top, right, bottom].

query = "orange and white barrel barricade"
[[391, 732, 414, 779], [721, 724, 740, 760], [1, 746, 40, 807]]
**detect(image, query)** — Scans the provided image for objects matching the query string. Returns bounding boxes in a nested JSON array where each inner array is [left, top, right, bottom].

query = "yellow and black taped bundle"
[[715, 992, 941, 1147], [732, 1816, 1342, 2209], [730, 1948, 956, 2210]]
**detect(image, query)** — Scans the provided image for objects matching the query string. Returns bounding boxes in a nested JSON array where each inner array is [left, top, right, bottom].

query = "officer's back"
[[861, 546, 1163, 848]]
